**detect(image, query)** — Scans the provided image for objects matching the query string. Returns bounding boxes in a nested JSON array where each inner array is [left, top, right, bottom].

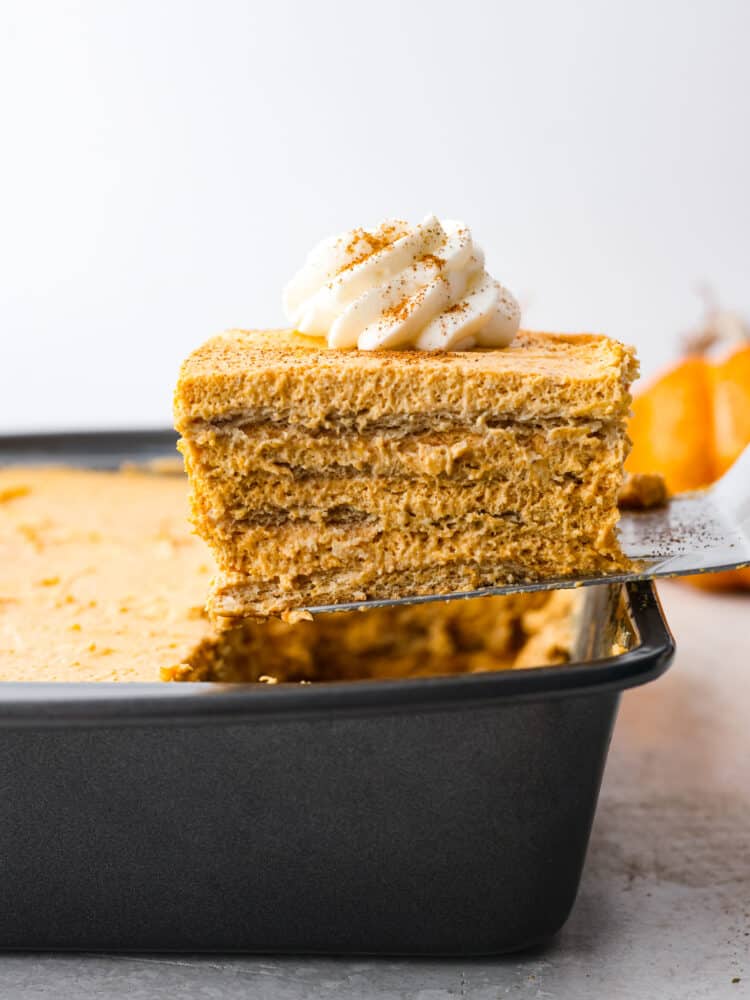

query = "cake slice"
[[174, 328, 638, 623]]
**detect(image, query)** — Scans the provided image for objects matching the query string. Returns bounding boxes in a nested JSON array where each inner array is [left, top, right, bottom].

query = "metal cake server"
[[305, 445, 750, 614]]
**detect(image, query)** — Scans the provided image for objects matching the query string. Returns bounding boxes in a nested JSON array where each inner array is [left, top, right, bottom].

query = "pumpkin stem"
[[682, 283, 750, 355]]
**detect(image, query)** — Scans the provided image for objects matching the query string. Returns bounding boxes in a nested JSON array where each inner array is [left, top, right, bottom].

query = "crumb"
[[282, 608, 314, 624], [161, 663, 191, 682], [0, 485, 30, 503], [618, 472, 669, 510]]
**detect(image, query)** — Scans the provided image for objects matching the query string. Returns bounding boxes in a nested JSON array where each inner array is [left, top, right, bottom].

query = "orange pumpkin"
[[626, 321, 750, 590]]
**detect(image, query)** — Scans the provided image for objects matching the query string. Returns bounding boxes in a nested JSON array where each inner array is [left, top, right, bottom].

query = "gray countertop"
[[1, 582, 748, 999]]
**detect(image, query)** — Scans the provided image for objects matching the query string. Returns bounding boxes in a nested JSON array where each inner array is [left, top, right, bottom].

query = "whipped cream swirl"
[[283, 215, 520, 351]]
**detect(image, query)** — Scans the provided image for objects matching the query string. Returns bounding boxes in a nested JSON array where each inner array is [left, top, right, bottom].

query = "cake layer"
[[175, 329, 639, 429], [210, 561, 581, 622], [208, 515, 622, 577], [191, 478, 623, 537], [180, 419, 626, 484]]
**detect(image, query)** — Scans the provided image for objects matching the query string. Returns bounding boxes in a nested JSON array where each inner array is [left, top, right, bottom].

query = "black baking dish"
[[0, 431, 675, 955]]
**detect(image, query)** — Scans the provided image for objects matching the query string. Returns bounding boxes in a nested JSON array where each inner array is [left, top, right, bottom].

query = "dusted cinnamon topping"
[[335, 222, 410, 275], [381, 284, 428, 325], [283, 215, 520, 351]]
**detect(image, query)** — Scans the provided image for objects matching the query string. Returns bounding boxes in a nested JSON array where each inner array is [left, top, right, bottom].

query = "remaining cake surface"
[[0, 465, 575, 682], [175, 328, 638, 622], [0, 466, 212, 681]]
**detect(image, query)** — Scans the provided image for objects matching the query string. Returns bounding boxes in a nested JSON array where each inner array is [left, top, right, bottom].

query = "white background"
[[1, 0, 748, 432]]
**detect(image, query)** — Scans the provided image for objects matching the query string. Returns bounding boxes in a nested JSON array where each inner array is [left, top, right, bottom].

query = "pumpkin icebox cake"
[[0, 215, 638, 682], [175, 216, 637, 623]]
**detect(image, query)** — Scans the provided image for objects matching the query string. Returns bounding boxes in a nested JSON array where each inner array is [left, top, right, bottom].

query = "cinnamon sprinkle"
[[381, 286, 427, 325], [443, 300, 469, 315], [335, 221, 407, 276]]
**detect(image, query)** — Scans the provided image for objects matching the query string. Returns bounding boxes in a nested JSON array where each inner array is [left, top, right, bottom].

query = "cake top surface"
[[182, 328, 633, 378], [0, 466, 214, 681], [175, 329, 639, 425]]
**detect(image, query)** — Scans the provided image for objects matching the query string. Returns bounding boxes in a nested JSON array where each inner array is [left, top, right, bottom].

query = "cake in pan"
[[0, 466, 574, 683]]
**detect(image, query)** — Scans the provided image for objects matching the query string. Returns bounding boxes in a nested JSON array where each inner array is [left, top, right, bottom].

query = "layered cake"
[[175, 217, 637, 622], [0, 465, 575, 682]]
